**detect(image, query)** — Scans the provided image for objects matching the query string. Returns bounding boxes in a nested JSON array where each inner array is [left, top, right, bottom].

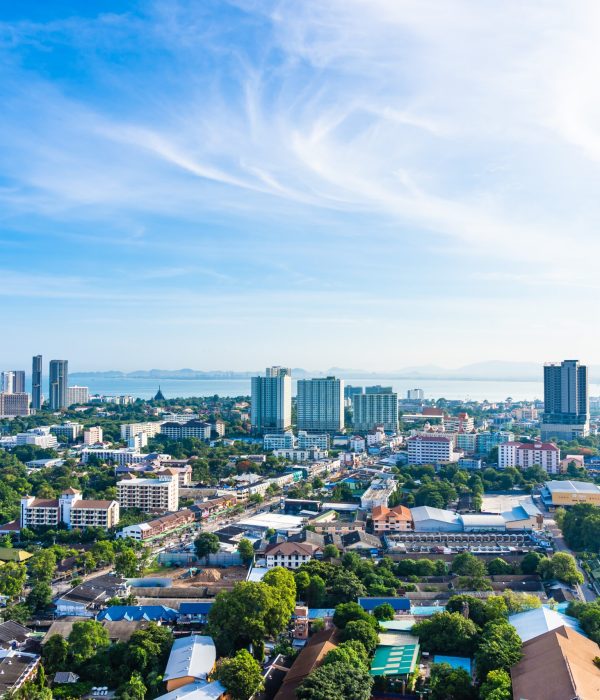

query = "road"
[[543, 514, 597, 602]]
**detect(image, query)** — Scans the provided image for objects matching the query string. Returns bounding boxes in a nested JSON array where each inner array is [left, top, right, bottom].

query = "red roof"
[[503, 441, 559, 451]]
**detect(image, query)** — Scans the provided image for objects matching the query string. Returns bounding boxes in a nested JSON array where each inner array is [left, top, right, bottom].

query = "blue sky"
[[2, 0, 600, 371]]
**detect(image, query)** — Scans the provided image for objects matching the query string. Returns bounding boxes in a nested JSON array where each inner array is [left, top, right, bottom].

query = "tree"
[[333, 602, 373, 630], [0, 563, 27, 599], [114, 548, 140, 578], [475, 620, 523, 678], [237, 538, 254, 566], [451, 552, 486, 578], [91, 540, 116, 566], [327, 569, 367, 604], [28, 550, 57, 583], [263, 567, 296, 613], [194, 532, 221, 564], [520, 551, 543, 575], [487, 558, 512, 575], [215, 649, 264, 700], [479, 669, 512, 700], [306, 575, 326, 607], [538, 552, 584, 585], [42, 634, 69, 674], [372, 602, 395, 621], [323, 643, 368, 671], [118, 673, 146, 700], [429, 663, 475, 700], [296, 661, 373, 700], [26, 581, 53, 612], [323, 544, 340, 560], [501, 590, 541, 614], [341, 620, 379, 656], [412, 612, 480, 656], [68, 620, 110, 665]]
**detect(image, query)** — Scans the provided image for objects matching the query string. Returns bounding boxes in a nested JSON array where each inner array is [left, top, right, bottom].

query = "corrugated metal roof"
[[509, 607, 584, 643], [154, 680, 225, 700], [163, 635, 216, 682]]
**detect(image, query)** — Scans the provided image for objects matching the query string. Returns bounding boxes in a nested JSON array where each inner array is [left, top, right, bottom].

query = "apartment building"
[[296, 376, 344, 432], [352, 391, 398, 432], [20, 488, 119, 529], [371, 504, 413, 533], [81, 448, 148, 466], [407, 434, 461, 464], [117, 475, 179, 512], [0, 392, 30, 418], [498, 442, 560, 473], [298, 431, 329, 450], [444, 412, 474, 432], [251, 366, 292, 433], [272, 447, 328, 462], [160, 420, 212, 441], [16, 427, 58, 449], [83, 427, 103, 445], [264, 431, 295, 450], [50, 422, 82, 442], [66, 386, 89, 405], [120, 422, 163, 441]]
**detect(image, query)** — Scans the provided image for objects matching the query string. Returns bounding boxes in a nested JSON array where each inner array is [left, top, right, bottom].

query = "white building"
[[349, 436, 366, 453], [50, 422, 82, 441], [444, 413, 474, 432], [272, 447, 328, 462], [160, 413, 200, 424], [66, 386, 89, 405], [410, 506, 463, 532], [407, 388, 424, 400], [264, 431, 296, 450], [498, 441, 560, 473], [117, 475, 179, 512], [360, 479, 397, 509], [120, 422, 163, 441], [352, 392, 398, 432], [407, 435, 461, 465], [128, 433, 148, 450], [16, 427, 58, 449], [0, 392, 30, 418], [20, 488, 119, 529], [264, 542, 318, 569], [83, 426, 103, 445], [298, 431, 330, 450], [296, 376, 344, 432], [251, 366, 292, 433]]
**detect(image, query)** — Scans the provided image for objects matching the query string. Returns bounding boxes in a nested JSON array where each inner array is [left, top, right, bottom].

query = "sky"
[[2, 0, 600, 371]]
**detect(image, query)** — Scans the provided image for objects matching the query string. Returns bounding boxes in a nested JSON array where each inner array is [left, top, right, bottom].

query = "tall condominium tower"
[[49, 360, 69, 410], [251, 366, 292, 433], [541, 360, 589, 440], [32, 355, 42, 410], [352, 390, 399, 432], [1, 371, 15, 393], [296, 376, 345, 432]]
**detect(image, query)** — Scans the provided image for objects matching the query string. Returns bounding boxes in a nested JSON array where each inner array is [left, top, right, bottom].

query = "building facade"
[[352, 391, 398, 432], [542, 360, 590, 440], [498, 441, 560, 473], [407, 435, 460, 464], [66, 386, 89, 405], [296, 376, 344, 432], [20, 489, 119, 529], [49, 360, 68, 410], [160, 420, 212, 441], [83, 427, 103, 445], [251, 366, 292, 433], [32, 355, 42, 410], [0, 392, 30, 418], [117, 475, 179, 512]]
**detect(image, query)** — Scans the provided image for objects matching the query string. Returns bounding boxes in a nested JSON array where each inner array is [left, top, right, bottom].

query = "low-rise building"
[[498, 441, 560, 473], [272, 448, 328, 462], [82, 448, 149, 466], [54, 574, 129, 618], [163, 635, 217, 692], [371, 504, 413, 533], [264, 431, 296, 450], [15, 427, 58, 449], [298, 431, 330, 450], [265, 542, 319, 569], [542, 480, 600, 507], [20, 488, 119, 529], [410, 506, 462, 532], [361, 479, 397, 509], [118, 508, 196, 541]]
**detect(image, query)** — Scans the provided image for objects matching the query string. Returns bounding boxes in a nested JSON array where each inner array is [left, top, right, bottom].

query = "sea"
[[62, 375, 583, 402]]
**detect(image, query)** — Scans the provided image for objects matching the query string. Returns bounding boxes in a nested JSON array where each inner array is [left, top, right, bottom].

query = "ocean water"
[[63, 375, 571, 402]]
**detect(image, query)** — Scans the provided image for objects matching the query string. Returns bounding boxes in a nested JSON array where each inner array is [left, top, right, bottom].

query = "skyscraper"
[[352, 391, 399, 432], [12, 371, 25, 393], [32, 355, 42, 410], [49, 360, 68, 410], [1, 371, 15, 393], [541, 360, 589, 440], [251, 366, 292, 433], [296, 376, 345, 432]]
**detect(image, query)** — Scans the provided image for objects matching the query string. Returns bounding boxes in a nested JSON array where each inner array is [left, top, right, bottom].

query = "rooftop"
[[508, 607, 584, 643], [410, 506, 461, 524], [163, 635, 216, 683], [545, 480, 600, 494], [370, 642, 419, 677], [154, 681, 226, 700]]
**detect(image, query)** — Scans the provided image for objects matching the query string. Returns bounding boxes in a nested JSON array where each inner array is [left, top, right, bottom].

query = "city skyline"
[[3, 2, 600, 369]]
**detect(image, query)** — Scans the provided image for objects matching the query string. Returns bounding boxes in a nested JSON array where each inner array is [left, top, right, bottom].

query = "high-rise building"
[[352, 391, 398, 432], [344, 385, 363, 400], [407, 388, 424, 400], [541, 360, 590, 440], [251, 366, 292, 433], [1, 370, 26, 393], [365, 385, 393, 394], [49, 360, 68, 410], [296, 376, 344, 432], [0, 392, 30, 417], [66, 385, 89, 405], [32, 355, 42, 410]]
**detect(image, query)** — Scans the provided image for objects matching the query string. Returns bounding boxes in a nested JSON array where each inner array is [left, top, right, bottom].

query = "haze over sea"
[[63, 375, 587, 402]]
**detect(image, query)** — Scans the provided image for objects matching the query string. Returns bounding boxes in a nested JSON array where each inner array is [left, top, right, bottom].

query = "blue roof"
[[308, 608, 336, 619], [179, 602, 214, 615], [508, 607, 584, 642], [97, 605, 178, 622], [433, 656, 472, 674], [358, 597, 410, 612]]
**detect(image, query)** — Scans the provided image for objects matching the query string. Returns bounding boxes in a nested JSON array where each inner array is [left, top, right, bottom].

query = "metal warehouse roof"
[[410, 506, 461, 524], [97, 605, 178, 622], [179, 603, 214, 615], [370, 642, 419, 677], [509, 607, 585, 643], [460, 514, 506, 528], [545, 480, 600, 494], [163, 635, 216, 683], [155, 680, 226, 700]]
